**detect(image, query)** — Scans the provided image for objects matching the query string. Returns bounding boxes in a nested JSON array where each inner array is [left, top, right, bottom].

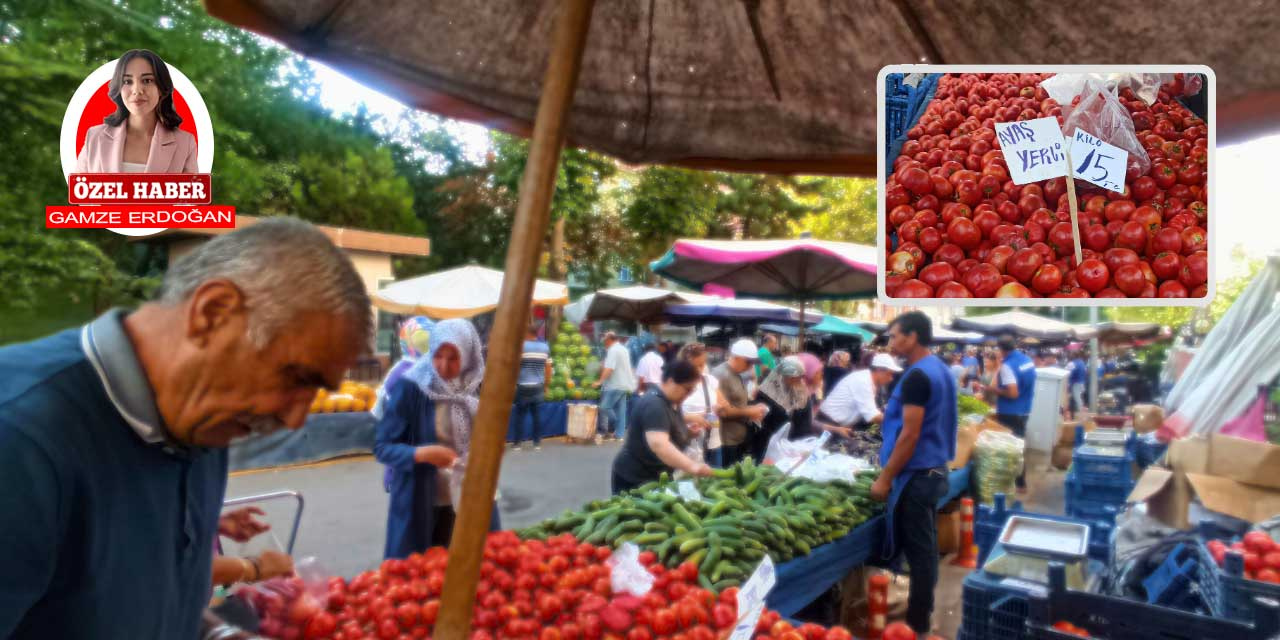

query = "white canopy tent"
[[951, 310, 1089, 342], [372, 265, 569, 319], [1163, 256, 1280, 438], [585, 286, 696, 322]]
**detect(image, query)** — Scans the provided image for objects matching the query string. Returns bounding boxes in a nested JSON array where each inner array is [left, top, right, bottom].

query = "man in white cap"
[[712, 338, 769, 466], [818, 353, 903, 434]]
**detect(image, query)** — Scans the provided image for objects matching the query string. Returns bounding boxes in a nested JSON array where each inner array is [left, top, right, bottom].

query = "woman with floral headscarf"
[[751, 354, 825, 461], [374, 319, 500, 559]]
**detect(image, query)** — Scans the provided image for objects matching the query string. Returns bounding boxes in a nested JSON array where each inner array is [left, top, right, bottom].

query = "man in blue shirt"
[[1066, 351, 1088, 419], [513, 324, 551, 450], [0, 218, 369, 638], [871, 312, 957, 637], [988, 335, 1037, 492]]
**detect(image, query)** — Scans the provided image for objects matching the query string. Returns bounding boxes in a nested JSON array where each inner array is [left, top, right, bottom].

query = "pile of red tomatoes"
[[240, 531, 858, 640], [885, 72, 1208, 299], [1205, 532, 1280, 583]]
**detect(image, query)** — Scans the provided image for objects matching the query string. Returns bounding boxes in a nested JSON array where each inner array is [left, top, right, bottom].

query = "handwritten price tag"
[[1069, 129, 1129, 193], [731, 556, 777, 640], [995, 117, 1068, 185]]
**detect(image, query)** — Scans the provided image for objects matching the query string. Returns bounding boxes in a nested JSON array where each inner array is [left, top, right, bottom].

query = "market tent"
[[1076, 321, 1162, 343], [1162, 256, 1280, 438], [951, 311, 1086, 342], [585, 285, 693, 322], [206, 1, 1280, 175], [931, 327, 989, 345], [664, 297, 810, 325], [651, 239, 877, 301], [810, 315, 877, 342], [372, 265, 569, 319]]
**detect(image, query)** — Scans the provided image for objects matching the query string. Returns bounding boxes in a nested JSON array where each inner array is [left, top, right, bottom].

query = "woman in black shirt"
[[610, 360, 714, 494]]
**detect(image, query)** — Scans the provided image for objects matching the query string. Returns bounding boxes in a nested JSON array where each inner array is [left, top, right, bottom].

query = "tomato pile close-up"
[[238, 531, 859, 640], [885, 72, 1208, 299], [1205, 532, 1280, 583]]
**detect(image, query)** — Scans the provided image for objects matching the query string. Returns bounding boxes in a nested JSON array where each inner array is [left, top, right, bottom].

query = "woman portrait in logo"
[[75, 49, 197, 173]]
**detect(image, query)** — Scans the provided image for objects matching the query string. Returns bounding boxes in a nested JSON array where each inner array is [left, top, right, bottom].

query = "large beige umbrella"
[[372, 265, 569, 319]]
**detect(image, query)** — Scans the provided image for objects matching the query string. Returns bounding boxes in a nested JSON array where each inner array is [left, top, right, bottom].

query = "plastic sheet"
[[1041, 74, 1151, 178], [607, 543, 655, 596]]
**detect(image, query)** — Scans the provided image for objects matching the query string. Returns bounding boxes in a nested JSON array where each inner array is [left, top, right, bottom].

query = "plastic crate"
[[883, 73, 939, 169], [1064, 495, 1121, 524], [976, 494, 1113, 568], [1142, 543, 1200, 609], [1220, 550, 1280, 623], [960, 570, 1043, 640], [1070, 442, 1134, 487], [1024, 563, 1280, 640]]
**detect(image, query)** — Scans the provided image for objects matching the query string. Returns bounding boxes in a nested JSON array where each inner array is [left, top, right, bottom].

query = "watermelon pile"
[[547, 321, 601, 402]]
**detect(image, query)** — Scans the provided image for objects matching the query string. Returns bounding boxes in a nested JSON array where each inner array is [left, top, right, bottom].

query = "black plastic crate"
[[1220, 549, 1280, 623], [1024, 563, 1279, 640]]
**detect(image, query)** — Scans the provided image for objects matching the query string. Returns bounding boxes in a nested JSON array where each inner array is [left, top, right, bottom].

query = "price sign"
[[676, 480, 705, 503], [1069, 129, 1129, 193], [731, 557, 777, 640], [994, 117, 1068, 185]]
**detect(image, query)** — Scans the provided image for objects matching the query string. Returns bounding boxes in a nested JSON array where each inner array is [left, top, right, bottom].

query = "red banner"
[[46, 206, 236, 229], [68, 173, 212, 204]]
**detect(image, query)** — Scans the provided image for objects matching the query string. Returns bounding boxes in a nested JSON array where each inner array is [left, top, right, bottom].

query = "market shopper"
[[211, 508, 295, 586], [818, 353, 903, 432], [593, 331, 636, 440], [757, 334, 779, 379], [0, 218, 369, 639], [511, 324, 551, 451], [635, 341, 666, 395], [986, 335, 1037, 491], [823, 350, 852, 397], [610, 360, 714, 493], [870, 311, 956, 637], [676, 343, 727, 467], [375, 319, 501, 559], [753, 354, 822, 461], [712, 339, 769, 467]]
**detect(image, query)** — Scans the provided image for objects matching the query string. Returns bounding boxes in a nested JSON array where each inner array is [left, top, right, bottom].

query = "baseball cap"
[[871, 353, 903, 373], [729, 338, 759, 361]]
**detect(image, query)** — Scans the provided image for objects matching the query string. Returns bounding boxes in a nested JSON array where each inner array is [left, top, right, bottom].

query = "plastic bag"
[[789, 448, 874, 483], [972, 430, 1024, 505], [1040, 74, 1151, 178], [607, 543, 655, 596], [763, 422, 818, 467], [235, 558, 328, 638]]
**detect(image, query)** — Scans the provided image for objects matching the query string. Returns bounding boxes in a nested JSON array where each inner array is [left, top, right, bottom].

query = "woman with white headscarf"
[[751, 354, 825, 462], [374, 319, 500, 559]]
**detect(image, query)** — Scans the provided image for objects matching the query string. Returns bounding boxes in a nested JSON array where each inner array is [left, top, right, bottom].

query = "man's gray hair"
[[156, 217, 372, 349]]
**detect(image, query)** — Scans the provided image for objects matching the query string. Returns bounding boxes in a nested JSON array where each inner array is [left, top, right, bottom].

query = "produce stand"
[[504, 400, 598, 442], [228, 412, 375, 472], [769, 515, 887, 616]]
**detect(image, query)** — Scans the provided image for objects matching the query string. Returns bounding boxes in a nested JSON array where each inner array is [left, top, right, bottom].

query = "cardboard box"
[[1057, 419, 1097, 446], [1052, 443, 1074, 470], [936, 509, 961, 555], [951, 416, 1010, 469], [1131, 404, 1164, 434], [1129, 434, 1280, 529]]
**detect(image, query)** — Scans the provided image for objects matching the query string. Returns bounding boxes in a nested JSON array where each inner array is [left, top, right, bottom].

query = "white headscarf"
[[403, 319, 485, 494]]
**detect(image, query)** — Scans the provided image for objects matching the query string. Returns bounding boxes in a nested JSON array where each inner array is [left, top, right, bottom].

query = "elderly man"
[[712, 338, 769, 467], [818, 353, 903, 433], [0, 218, 369, 638]]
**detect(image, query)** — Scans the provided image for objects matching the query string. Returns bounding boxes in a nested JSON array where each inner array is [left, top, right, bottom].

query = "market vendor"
[[984, 335, 1037, 492], [0, 218, 369, 639], [712, 339, 769, 467], [610, 359, 713, 494], [375, 319, 501, 558], [818, 353, 903, 433], [871, 312, 956, 637]]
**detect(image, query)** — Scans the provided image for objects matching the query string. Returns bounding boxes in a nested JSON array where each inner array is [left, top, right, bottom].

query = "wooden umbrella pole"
[[434, 1, 596, 638], [1063, 148, 1084, 265]]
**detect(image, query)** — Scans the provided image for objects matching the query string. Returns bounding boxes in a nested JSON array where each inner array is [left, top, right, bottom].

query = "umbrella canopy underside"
[[651, 239, 878, 300], [206, 0, 1280, 176]]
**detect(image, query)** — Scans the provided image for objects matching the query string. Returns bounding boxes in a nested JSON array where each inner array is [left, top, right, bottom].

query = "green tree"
[[622, 166, 720, 280], [790, 177, 877, 244]]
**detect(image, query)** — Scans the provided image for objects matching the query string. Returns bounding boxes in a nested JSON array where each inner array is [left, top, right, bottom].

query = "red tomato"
[[995, 282, 1034, 297], [1180, 227, 1207, 254], [893, 279, 934, 298], [1180, 251, 1208, 288], [1113, 264, 1146, 297], [1082, 224, 1111, 253], [936, 282, 974, 297], [947, 217, 982, 250], [883, 622, 917, 640], [1007, 248, 1044, 284], [900, 168, 932, 196], [711, 604, 736, 630], [1151, 227, 1182, 255], [917, 262, 957, 291], [1077, 259, 1110, 294], [1031, 264, 1063, 295], [1177, 162, 1203, 185], [652, 608, 678, 635], [1151, 252, 1183, 282], [962, 263, 1003, 298], [1245, 532, 1276, 555], [1115, 221, 1148, 252]]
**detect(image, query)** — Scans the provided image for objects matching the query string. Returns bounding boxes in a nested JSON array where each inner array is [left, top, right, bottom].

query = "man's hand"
[[871, 413, 884, 425], [688, 463, 714, 477], [828, 425, 854, 439], [748, 403, 769, 422], [591, 381, 602, 389], [256, 550, 294, 580], [415, 445, 458, 468], [870, 475, 892, 502], [219, 506, 270, 543], [685, 414, 709, 433]]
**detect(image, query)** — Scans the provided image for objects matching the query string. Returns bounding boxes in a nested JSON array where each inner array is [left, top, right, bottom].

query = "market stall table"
[[504, 400, 580, 442]]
